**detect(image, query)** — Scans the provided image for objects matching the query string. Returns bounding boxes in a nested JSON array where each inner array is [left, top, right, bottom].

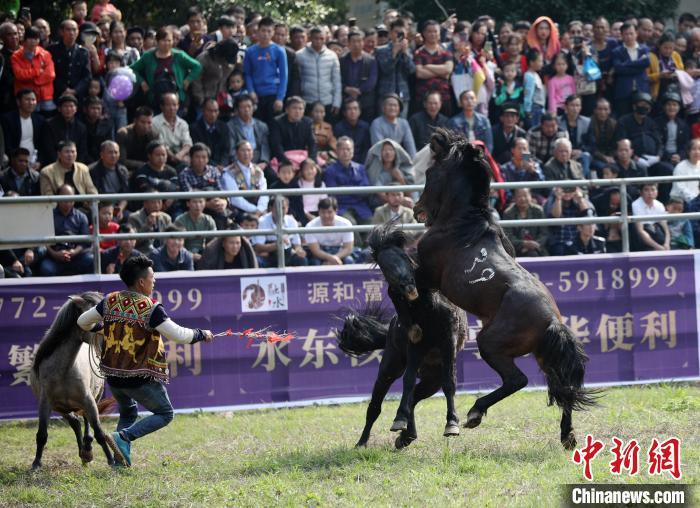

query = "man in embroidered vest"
[[77, 255, 213, 467], [221, 140, 269, 218]]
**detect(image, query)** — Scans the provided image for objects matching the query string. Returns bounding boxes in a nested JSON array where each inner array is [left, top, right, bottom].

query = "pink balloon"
[[108, 74, 133, 101]]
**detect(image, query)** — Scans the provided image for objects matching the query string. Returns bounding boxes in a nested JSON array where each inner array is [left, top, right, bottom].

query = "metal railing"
[[1, 174, 699, 273]]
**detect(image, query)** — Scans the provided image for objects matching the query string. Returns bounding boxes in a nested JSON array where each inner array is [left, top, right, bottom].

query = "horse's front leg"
[[32, 397, 52, 470], [391, 346, 421, 433]]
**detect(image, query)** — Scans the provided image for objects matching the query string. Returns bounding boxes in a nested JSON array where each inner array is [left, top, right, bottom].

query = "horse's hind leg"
[[560, 407, 576, 450], [32, 397, 52, 470], [441, 341, 460, 437], [62, 413, 92, 464], [82, 397, 114, 466], [356, 351, 404, 447], [395, 372, 441, 449], [82, 416, 94, 457], [465, 350, 528, 429]]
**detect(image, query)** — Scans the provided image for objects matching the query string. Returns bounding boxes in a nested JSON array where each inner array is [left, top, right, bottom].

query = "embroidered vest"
[[232, 164, 263, 205], [100, 291, 169, 382]]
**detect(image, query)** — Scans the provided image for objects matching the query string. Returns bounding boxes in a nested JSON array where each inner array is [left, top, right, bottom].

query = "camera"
[[397, 31, 405, 41], [573, 36, 583, 46], [348, 17, 357, 28]]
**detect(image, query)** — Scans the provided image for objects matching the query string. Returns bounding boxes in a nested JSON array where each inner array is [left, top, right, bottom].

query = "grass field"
[[0, 383, 697, 507]]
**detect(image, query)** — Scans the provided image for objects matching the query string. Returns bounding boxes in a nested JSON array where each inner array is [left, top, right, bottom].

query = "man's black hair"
[[120, 255, 154, 286]]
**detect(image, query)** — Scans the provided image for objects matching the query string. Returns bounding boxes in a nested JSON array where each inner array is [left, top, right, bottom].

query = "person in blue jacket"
[[243, 17, 288, 124]]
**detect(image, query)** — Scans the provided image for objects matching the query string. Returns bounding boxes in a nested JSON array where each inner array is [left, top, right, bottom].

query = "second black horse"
[[337, 223, 467, 448]]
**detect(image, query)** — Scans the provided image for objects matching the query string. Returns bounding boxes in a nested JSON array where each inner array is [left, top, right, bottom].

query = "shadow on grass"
[[0, 461, 118, 489], [240, 444, 401, 476]]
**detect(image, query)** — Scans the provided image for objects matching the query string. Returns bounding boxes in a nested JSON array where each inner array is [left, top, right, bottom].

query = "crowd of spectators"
[[1, 3, 700, 277]]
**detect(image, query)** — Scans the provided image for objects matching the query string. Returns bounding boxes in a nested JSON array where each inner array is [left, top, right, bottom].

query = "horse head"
[[368, 222, 418, 301], [414, 129, 492, 225], [68, 291, 103, 313], [69, 292, 104, 345]]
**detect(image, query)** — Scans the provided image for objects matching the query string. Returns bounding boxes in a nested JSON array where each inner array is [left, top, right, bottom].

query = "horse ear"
[[429, 128, 453, 161], [68, 295, 87, 308]]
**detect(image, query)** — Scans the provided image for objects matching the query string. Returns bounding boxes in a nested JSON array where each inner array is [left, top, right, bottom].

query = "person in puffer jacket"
[[296, 27, 342, 121]]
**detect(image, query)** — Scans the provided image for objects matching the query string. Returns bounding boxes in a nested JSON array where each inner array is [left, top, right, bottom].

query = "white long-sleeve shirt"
[[77, 302, 199, 344], [670, 159, 700, 203]]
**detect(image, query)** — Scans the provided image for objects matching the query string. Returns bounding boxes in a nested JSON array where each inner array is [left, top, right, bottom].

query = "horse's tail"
[[336, 305, 391, 356], [32, 297, 82, 373], [537, 321, 601, 411]]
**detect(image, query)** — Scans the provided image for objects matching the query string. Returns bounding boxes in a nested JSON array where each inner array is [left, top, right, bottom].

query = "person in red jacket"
[[11, 27, 56, 112]]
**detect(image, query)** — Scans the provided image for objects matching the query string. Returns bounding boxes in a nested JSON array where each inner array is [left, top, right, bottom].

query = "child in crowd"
[[103, 52, 129, 130], [269, 162, 305, 225], [523, 48, 546, 129], [490, 61, 524, 121], [547, 52, 576, 114], [311, 101, 337, 164], [217, 69, 246, 121], [90, 202, 120, 251], [239, 213, 259, 231], [298, 158, 327, 224], [665, 197, 694, 249]]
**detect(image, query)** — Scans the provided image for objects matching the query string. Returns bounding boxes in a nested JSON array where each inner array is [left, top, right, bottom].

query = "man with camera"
[[375, 19, 415, 118]]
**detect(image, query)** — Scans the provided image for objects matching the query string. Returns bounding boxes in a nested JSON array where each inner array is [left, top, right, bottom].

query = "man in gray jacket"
[[296, 27, 342, 122], [227, 95, 271, 165]]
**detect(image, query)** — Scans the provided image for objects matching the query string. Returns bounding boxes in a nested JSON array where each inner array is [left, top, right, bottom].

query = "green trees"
[[392, 0, 681, 26]]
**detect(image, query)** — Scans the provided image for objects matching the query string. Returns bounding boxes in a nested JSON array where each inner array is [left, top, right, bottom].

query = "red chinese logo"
[[572, 435, 682, 481], [572, 434, 605, 481], [609, 437, 640, 476], [648, 438, 682, 480]]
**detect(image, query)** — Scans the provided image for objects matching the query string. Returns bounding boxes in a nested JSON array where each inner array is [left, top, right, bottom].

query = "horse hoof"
[[395, 434, 416, 449], [80, 449, 94, 464], [390, 419, 408, 432], [31, 463, 41, 471], [354, 441, 367, 449], [562, 431, 577, 450], [464, 410, 483, 429], [444, 423, 460, 437]]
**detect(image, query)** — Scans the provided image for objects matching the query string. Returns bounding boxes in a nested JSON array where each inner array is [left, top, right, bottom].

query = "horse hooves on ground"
[[79, 449, 94, 464], [390, 419, 408, 432], [443, 423, 460, 437], [561, 432, 577, 450], [30, 463, 41, 471], [464, 410, 483, 429], [394, 434, 416, 449], [354, 441, 368, 449]]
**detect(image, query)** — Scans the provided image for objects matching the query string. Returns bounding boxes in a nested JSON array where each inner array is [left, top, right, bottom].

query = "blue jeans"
[[526, 103, 544, 130], [110, 380, 174, 442], [577, 151, 592, 179], [39, 251, 94, 276]]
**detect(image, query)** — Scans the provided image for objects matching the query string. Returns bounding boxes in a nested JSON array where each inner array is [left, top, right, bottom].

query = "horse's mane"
[[425, 129, 516, 254], [33, 291, 103, 373], [367, 221, 410, 263], [429, 128, 492, 209]]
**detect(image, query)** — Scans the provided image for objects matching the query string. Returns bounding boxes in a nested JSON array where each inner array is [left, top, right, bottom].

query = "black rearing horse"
[[337, 223, 467, 448], [413, 129, 598, 450]]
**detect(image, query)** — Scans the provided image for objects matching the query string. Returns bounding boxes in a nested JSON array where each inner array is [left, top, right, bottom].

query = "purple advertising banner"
[[1, 252, 698, 420]]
